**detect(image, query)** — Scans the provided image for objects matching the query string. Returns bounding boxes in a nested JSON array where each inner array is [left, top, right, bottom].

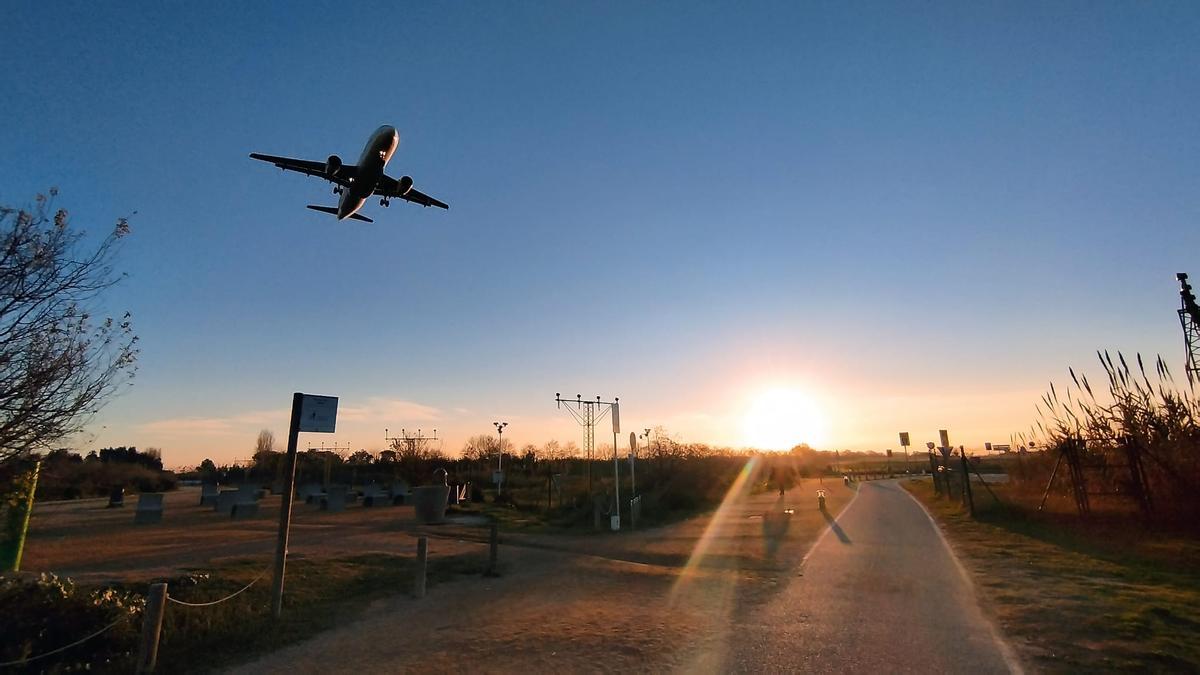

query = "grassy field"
[[903, 479, 1200, 672]]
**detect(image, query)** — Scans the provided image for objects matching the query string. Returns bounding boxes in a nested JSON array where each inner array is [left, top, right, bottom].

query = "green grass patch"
[[903, 479, 1200, 672]]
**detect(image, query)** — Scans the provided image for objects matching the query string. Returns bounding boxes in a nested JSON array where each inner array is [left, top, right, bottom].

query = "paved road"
[[724, 480, 1021, 674]]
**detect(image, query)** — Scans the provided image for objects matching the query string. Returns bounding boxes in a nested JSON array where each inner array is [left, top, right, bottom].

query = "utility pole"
[[493, 421, 508, 496]]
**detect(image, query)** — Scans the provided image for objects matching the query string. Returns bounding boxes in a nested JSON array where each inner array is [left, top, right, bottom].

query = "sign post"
[[899, 431, 911, 473], [271, 393, 337, 619]]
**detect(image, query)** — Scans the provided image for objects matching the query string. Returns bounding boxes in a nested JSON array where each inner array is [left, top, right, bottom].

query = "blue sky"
[[3, 2, 1198, 466]]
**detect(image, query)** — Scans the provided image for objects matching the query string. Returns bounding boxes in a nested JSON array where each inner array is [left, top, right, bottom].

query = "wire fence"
[[166, 568, 269, 608], [1, 565, 271, 669], [0, 615, 132, 668]]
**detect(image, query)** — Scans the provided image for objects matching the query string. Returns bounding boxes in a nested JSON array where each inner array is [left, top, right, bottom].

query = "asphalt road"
[[725, 480, 1022, 674]]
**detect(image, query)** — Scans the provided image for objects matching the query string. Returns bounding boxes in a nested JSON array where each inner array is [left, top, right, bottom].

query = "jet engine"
[[325, 154, 343, 178], [397, 175, 414, 195]]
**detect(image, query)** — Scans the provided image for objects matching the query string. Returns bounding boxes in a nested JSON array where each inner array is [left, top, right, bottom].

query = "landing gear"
[[380, 198, 390, 207], [333, 186, 343, 195]]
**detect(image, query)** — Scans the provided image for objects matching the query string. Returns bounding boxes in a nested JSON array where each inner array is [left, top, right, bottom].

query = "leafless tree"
[[254, 429, 276, 455], [0, 192, 137, 466]]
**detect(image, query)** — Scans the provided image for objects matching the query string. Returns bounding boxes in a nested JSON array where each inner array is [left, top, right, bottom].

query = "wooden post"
[[485, 522, 499, 577], [270, 393, 304, 619], [413, 537, 428, 598], [137, 582, 167, 673]]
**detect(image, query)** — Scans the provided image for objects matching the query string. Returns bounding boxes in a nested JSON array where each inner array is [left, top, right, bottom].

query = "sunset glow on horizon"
[[740, 387, 830, 451]]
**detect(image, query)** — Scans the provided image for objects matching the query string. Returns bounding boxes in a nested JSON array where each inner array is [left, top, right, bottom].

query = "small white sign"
[[298, 395, 338, 433], [493, 470, 504, 485], [611, 402, 620, 435]]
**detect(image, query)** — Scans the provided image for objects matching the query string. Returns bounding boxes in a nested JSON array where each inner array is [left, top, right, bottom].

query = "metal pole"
[[498, 427, 503, 496], [271, 392, 304, 619], [137, 582, 167, 673], [612, 424, 620, 530]]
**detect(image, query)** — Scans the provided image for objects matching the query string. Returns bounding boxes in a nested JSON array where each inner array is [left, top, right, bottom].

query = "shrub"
[[0, 573, 141, 672]]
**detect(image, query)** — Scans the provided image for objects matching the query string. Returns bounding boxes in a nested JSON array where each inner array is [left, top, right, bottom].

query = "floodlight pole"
[[271, 392, 304, 619], [494, 421, 508, 495]]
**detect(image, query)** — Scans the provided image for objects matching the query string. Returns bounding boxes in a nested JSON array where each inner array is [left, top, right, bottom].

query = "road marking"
[[901, 483, 1026, 675]]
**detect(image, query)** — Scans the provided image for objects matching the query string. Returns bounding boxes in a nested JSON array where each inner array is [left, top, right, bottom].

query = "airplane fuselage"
[[338, 125, 399, 220]]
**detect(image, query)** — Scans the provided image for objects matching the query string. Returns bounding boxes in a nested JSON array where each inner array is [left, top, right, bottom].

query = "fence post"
[[414, 537, 428, 598], [137, 582, 167, 673], [960, 452, 975, 518], [485, 522, 499, 577]]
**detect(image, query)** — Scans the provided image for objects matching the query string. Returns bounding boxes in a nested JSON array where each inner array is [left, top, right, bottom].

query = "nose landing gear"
[[379, 198, 390, 207]]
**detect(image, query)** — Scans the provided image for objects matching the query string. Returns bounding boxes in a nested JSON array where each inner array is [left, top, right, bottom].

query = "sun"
[[741, 387, 829, 450]]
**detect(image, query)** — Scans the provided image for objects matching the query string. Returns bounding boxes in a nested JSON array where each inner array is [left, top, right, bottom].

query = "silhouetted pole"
[[960, 449, 975, 517], [493, 421, 507, 496], [271, 393, 304, 619]]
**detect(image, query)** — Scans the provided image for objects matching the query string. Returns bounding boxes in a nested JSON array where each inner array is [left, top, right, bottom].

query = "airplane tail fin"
[[305, 205, 374, 223]]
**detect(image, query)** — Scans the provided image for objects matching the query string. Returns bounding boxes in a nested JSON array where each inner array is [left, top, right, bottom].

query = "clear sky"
[[3, 2, 1198, 467]]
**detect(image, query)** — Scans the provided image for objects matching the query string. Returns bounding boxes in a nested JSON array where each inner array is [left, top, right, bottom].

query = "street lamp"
[[493, 421, 508, 495]]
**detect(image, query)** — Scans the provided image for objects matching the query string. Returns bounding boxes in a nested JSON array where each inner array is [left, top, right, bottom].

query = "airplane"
[[249, 125, 448, 223]]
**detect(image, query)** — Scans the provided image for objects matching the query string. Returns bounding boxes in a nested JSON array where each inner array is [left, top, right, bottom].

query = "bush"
[[0, 573, 141, 673]]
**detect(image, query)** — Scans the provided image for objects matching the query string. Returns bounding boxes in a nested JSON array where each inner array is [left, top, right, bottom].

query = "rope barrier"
[[166, 568, 269, 608], [0, 615, 131, 667]]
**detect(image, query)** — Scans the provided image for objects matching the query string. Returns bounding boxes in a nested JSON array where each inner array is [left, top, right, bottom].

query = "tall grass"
[[1023, 350, 1200, 525]]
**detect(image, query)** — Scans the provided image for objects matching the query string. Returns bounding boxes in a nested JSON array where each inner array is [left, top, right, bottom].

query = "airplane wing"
[[248, 153, 357, 187], [375, 174, 450, 209]]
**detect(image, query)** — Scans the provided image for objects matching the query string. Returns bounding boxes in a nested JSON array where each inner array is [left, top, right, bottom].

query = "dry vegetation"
[[906, 479, 1200, 671]]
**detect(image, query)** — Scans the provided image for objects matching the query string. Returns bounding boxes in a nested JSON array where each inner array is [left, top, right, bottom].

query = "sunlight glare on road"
[[669, 455, 759, 604], [741, 387, 829, 450]]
